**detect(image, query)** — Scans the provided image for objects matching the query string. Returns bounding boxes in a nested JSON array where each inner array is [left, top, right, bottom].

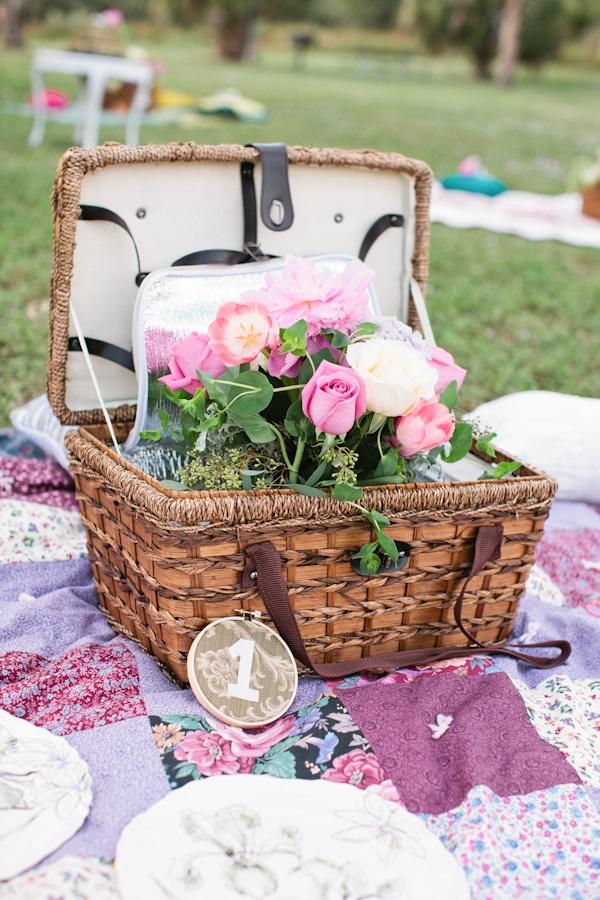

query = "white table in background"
[[29, 49, 153, 147]]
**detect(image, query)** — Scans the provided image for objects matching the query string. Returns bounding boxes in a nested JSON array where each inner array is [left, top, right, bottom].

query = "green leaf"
[[372, 448, 400, 479], [284, 399, 311, 438], [225, 370, 274, 416], [279, 319, 308, 355], [157, 408, 171, 430], [331, 482, 364, 503], [377, 532, 399, 563], [360, 553, 382, 575], [476, 431, 497, 458], [365, 509, 391, 529], [353, 322, 379, 339], [352, 541, 379, 559], [358, 475, 408, 486], [160, 479, 189, 491], [156, 714, 209, 731], [439, 380, 458, 411], [180, 390, 206, 419], [140, 429, 162, 442], [367, 412, 388, 434], [299, 348, 335, 383], [326, 329, 350, 349], [441, 422, 473, 464], [286, 483, 327, 497], [305, 461, 330, 487], [242, 471, 253, 490], [231, 413, 275, 444], [479, 460, 521, 480]]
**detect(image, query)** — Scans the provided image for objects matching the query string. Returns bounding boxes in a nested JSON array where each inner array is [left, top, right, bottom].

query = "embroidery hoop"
[[187, 614, 298, 728]]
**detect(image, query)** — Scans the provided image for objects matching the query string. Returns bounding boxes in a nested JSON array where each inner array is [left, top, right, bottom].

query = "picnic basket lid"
[[48, 142, 433, 426]]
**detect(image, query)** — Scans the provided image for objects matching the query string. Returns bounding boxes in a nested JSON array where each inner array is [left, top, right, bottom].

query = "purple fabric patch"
[[338, 673, 580, 814], [0, 454, 77, 510]]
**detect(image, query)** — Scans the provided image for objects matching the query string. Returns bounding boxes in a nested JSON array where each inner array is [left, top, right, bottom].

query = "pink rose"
[[322, 749, 385, 789], [206, 715, 296, 758], [173, 730, 252, 776], [302, 360, 366, 436], [429, 347, 467, 394], [208, 301, 278, 366], [158, 332, 226, 395], [390, 399, 455, 457]]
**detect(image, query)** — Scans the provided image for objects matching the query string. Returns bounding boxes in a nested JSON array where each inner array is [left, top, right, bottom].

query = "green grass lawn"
[[1, 28, 599, 425]]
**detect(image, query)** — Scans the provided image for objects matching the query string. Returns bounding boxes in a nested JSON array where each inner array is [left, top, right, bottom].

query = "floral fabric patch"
[[337, 673, 580, 814], [536, 528, 600, 616], [150, 694, 388, 790], [329, 654, 499, 692], [423, 784, 600, 899], [513, 675, 600, 787], [0, 857, 117, 899], [0, 499, 86, 564], [0, 643, 145, 735]]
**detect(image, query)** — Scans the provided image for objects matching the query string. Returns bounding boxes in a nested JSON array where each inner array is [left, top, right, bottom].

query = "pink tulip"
[[302, 360, 366, 436], [208, 301, 278, 366], [429, 347, 467, 394], [390, 399, 455, 457], [158, 332, 226, 395]]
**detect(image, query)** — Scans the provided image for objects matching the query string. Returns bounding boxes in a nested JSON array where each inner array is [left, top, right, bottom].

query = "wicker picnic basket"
[[49, 142, 561, 683]]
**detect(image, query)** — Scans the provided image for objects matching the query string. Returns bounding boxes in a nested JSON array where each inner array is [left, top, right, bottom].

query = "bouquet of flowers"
[[143, 257, 516, 574]]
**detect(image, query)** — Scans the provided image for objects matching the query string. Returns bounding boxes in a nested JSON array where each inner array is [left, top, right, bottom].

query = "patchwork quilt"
[[0, 430, 598, 898]]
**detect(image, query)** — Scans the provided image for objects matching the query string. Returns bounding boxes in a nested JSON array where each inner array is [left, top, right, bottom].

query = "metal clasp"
[[234, 608, 262, 621]]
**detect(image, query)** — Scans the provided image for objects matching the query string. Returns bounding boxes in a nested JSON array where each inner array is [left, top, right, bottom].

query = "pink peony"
[[173, 730, 252, 776], [390, 399, 455, 457], [158, 332, 226, 395], [208, 301, 278, 366], [206, 715, 296, 759], [267, 334, 336, 380], [322, 749, 385, 789], [302, 360, 366, 435], [429, 347, 467, 394], [243, 256, 372, 335]]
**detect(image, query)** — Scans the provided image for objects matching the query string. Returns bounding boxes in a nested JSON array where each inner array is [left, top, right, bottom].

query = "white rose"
[[346, 339, 437, 417]]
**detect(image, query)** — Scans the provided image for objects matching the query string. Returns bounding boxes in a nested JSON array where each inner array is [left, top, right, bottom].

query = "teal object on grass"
[[441, 173, 508, 196]]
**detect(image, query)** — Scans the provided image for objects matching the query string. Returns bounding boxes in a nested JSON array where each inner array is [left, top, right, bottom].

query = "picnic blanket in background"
[[431, 181, 600, 248], [0, 430, 599, 898]]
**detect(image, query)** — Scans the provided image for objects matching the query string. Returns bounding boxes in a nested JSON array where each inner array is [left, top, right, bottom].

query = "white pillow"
[[469, 391, 600, 502], [9, 394, 74, 470]]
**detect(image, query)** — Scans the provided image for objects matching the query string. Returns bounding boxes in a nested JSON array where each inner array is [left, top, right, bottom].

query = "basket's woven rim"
[[48, 142, 433, 426], [66, 427, 557, 528]]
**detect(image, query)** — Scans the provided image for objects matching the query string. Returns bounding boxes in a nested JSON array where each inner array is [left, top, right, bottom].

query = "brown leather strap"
[[242, 525, 571, 675]]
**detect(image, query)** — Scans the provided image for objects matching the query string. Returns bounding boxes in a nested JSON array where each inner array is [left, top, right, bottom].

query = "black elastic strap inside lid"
[[246, 143, 294, 232], [359, 213, 404, 261], [67, 336, 135, 372]]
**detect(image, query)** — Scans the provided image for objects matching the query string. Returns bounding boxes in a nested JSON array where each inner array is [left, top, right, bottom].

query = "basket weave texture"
[[67, 427, 556, 683]]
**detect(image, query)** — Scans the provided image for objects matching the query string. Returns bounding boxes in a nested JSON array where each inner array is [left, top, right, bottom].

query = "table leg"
[[80, 71, 106, 147], [125, 78, 152, 145], [28, 66, 48, 147]]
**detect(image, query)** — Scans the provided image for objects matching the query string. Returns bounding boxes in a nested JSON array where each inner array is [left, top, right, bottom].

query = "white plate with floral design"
[[0, 711, 93, 880], [115, 774, 469, 900]]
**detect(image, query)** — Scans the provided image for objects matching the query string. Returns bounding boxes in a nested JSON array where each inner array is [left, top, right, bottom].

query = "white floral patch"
[[525, 564, 567, 607]]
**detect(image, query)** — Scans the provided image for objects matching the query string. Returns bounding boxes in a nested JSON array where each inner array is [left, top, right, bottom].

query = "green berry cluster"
[[322, 445, 359, 485], [178, 447, 280, 491]]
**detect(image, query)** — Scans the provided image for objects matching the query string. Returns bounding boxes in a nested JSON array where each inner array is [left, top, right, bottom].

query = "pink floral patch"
[[536, 528, 600, 613], [0, 642, 145, 735], [174, 731, 254, 776], [0, 456, 77, 511], [329, 654, 498, 691], [321, 748, 385, 789]]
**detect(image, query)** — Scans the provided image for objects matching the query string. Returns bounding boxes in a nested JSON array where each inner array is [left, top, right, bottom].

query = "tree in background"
[[1, 0, 23, 47], [496, 0, 523, 86]]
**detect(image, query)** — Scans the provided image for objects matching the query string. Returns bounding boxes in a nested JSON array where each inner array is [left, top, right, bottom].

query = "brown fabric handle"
[[242, 525, 571, 676]]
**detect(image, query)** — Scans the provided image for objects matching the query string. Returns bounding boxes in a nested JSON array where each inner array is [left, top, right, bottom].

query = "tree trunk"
[[2, 0, 22, 48], [496, 0, 523, 88], [214, 2, 261, 62], [474, 54, 492, 80]]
